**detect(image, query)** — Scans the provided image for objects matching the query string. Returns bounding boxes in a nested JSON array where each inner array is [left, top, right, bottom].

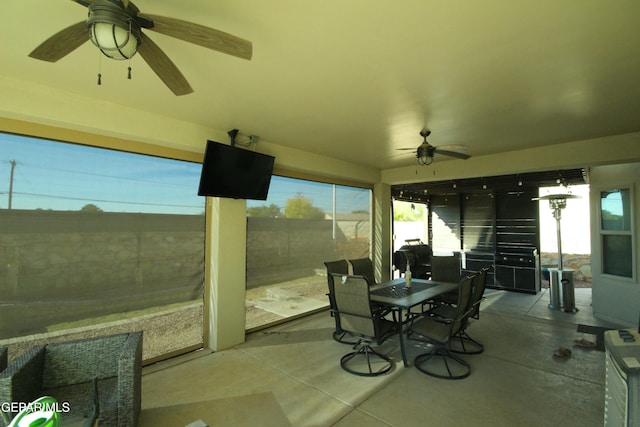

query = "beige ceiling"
[[2, 0, 640, 170]]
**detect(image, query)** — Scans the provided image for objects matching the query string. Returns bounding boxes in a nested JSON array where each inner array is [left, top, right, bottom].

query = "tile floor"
[[141, 288, 622, 427]]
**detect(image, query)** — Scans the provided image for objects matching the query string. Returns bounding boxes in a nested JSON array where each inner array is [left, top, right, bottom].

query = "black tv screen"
[[197, 140, 275, 200]]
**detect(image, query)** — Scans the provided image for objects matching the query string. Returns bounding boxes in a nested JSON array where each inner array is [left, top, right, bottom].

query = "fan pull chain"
[[127, 22, 133, 80], [97, 51, 102, 86]]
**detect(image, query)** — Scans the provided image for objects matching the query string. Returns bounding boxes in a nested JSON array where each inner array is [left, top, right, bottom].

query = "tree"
[[80, 204, 103, 212], [393, 201, 424, 221], [284, 193, 325, 219], [247, 204, 282, 217]]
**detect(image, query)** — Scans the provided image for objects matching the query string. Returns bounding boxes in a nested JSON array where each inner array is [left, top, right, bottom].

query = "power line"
[[8, 191, 204, 209]]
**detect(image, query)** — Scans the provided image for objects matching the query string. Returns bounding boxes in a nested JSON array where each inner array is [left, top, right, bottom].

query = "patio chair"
[[429, 254, 461, 283], [324, 260, 358, 344], [348, 257, 398, 321], [0, 331, 142, 427], [331, 274, 399, 376], [429, 267, 490, 354], [348, 258, 376, 285], [426, 253, 463, 308], [408, 274, 475, 379]]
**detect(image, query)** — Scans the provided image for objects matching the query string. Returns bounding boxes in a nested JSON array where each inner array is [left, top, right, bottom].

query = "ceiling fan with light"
[[28, 0, 253, 95], [398, 129, 471, 165]]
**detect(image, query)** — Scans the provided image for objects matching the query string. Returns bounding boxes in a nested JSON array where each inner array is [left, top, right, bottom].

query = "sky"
[[254, 176, 371, 215], [0, 133, 205, 214], [0, 133, 371, 215], [538, 185, 591, 254]]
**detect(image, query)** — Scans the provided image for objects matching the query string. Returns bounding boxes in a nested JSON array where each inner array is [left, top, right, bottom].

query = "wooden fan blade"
[[396, 148, 417, 151], [29, 21, 90, 62], [143, 14, 252, 60], [435, 148, 471, 160], [137, 32, 193, 96], [71, 0, 93, 7]]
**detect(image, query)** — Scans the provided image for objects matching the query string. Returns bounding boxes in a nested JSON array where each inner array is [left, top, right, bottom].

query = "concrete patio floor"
[[141, 287, 621, 426]]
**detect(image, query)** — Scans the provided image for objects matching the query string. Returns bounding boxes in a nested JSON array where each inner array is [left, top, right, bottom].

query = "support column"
[[205, 196, 247, 351], [373, 182, 392, 282]]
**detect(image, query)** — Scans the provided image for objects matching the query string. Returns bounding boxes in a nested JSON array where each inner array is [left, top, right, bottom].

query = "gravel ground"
[[3, 303, 203, 364]]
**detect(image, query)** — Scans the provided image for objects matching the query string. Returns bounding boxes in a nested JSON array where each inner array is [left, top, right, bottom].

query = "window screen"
[[245, 176, 372, 330], [0, 133, 205, 362]]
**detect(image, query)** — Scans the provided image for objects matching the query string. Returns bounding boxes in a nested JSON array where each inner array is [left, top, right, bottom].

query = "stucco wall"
[[589, 163, 640, 327]]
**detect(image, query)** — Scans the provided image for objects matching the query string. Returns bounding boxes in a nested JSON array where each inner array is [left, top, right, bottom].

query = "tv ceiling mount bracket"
[[227, 128, 258, 148], [228, 129, 239, 147]]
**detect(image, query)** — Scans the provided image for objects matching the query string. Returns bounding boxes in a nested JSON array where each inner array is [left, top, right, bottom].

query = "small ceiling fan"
[[398, 129, 471, 165], [28, 0, 252, 95]]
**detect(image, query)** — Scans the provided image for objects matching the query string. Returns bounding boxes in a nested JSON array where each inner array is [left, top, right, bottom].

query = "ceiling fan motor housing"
[[416, 144, 436, 165], [87, 0, 142, 59]]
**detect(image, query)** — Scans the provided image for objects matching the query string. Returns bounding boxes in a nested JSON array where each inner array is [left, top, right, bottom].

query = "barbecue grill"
[[393, 239, 432, 279]]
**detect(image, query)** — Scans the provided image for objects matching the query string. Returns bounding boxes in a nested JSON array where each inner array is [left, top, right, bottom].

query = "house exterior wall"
[[590, 163, 640, 327]]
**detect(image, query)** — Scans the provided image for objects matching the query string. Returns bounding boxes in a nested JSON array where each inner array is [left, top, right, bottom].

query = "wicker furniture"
[[0, 347, 6, 372], [0, 332, 142, 427]]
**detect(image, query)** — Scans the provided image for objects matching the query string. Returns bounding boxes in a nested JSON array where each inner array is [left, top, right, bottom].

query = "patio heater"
[[534, 193, 579, 312]]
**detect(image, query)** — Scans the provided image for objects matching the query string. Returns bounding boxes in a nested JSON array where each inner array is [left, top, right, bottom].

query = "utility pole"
[[8, 160, 16, 210]]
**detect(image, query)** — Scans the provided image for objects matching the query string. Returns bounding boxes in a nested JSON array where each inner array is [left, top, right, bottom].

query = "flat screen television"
[[198, 140, 275, 200]]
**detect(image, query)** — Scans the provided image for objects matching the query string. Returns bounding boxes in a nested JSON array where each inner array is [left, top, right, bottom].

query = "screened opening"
[[0, 133, 205, 363], [245, 176, 372, 330]]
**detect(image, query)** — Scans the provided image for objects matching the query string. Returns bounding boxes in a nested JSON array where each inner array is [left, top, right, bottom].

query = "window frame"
[[597, 184, 636, 281]]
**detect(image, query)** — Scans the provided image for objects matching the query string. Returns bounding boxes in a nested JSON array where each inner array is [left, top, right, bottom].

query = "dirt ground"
[[245, 278, 327, 330], [2, 302, 204, 364]]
